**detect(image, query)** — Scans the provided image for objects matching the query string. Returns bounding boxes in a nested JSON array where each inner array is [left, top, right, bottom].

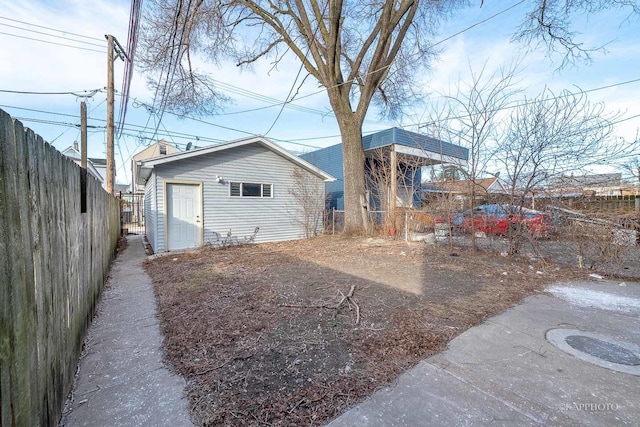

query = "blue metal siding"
[[300, 144, 345, 210]]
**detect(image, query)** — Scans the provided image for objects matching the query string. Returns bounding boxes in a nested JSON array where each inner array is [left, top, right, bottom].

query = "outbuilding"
[[135, 136, 334, 252]]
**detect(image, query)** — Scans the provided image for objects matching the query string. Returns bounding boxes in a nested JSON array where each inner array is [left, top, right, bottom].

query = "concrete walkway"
[[60, 236, 192, 426], [330, 279, 640, 426]]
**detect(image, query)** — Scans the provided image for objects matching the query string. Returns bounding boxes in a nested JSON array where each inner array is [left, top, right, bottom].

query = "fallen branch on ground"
[[280, 285, 360, 325]]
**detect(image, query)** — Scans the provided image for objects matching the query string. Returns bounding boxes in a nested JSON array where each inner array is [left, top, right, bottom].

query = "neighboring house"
[[134, 136, 334, 252], [422, 177, 508, 211], [131, 140, 179, 194], [88, 157, 107, 185], [427, 177, 508, 198], [549, 173, 630, 197], [301, 127, 469, 210], [61, 143, 105, 185]]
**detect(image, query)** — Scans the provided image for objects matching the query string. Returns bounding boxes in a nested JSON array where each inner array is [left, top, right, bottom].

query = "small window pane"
[[242, 183, 262, 197], [230, 182, 241, 197], [262, 184, 272, 197]]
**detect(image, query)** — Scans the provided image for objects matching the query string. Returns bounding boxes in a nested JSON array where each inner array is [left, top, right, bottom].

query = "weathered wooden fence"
[[0, 109, 120, 426]]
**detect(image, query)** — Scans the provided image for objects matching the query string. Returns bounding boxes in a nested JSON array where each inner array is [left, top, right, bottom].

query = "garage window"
[[230, 182, 273, 198]]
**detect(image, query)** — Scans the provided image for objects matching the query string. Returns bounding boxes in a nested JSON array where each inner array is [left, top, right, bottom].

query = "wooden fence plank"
[[0, 109, 16, 427], [12, 121, 38, 424], [0, 108, 120, 426]]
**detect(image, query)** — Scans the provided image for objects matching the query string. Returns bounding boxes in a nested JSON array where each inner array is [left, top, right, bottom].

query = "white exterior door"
[[166, 183, 200, 251]]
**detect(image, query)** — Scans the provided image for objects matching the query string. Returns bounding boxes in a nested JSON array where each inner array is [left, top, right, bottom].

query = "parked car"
[[449, 204, 553, 237]]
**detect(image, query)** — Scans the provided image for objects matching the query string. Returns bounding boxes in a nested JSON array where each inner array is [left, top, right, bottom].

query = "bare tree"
[[513, 1, 640, 67], [495, 88, 620, 253], [621, 146, 640, 185], [138, 0, 639, 234], [433, 62, 520, 251]]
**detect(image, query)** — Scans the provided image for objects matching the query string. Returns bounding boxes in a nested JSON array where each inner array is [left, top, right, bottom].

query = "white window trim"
[[229, 182, 274, 198]]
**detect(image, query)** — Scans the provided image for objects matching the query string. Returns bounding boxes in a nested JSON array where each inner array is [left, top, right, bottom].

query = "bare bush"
[[289, 167, 326, 238]]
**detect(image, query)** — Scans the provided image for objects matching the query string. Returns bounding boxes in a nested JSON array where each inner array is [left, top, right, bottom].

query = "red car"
[[453, 205, 552, 237]]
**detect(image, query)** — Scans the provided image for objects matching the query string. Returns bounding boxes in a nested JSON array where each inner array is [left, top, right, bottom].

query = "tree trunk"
[[336, 115, 368, 233]]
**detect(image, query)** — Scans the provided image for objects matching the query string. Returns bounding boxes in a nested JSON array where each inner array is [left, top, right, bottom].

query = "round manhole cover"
[[565, 335, 640, 366], [546, 328, 640, 376]]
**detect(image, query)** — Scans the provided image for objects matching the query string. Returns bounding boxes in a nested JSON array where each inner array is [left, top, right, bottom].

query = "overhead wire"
[[413, 77, 640, 128], [116, 0, 143, 137], [0, 31, 106, 53], [288, 1, 528, 104], [50, 98, 106, 143], [5, 72, 640, 142], [0, 15, 105, 41], [263, 1, 329, 136], [0, 22, 107, 48], [151, 0, 194, 141], [0, 88, 103, 96]]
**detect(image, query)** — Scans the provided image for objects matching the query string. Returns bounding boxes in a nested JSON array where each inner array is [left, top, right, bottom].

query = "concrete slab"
[[60, 236, 192, 427], [330, 280, 640, 426]]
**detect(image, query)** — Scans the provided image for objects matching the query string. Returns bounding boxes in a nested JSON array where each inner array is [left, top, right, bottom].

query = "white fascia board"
[[394, 145, 468, 167]]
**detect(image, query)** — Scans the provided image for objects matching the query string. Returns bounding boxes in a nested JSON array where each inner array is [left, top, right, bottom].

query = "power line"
[[0, 15, 105, 41], [150, 0, 193, 140], [6, 76, 639, 151], [429, 0, 525, 50], [0, 31, 106, 53], [15, 112, 639, 176], [121, 74, 640, 141], [50, 98, 106, 143], [0, 22, 106, 48], [414, 77, 640, 128], [291, 1, 528, 103], [116, 0, 143, 137], [263, 1, 328, 136], [0, 88, 103, 96]]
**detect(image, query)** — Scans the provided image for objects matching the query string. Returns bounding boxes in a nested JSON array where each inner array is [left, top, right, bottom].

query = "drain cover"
[[546, 328, 640, 376], [565, 335, 640, 366]]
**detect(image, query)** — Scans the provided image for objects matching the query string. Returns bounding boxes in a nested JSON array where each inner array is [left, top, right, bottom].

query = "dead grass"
[[145, 235, 583, 426]]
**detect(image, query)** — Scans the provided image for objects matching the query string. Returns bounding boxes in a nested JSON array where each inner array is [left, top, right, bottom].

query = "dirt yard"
[[145, 235, 584, 426]]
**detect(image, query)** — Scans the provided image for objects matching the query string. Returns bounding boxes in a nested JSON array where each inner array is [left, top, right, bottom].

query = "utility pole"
[[106, 35, 115, 194], [81, 101, 87, 170], [81, 101, 87, 212], [105, 34, 128, 194]]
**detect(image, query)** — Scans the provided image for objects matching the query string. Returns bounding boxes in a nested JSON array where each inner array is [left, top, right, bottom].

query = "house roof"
[[301, 127, 468, 172], [61, 146, 104, 183], [549, 173, 622, 189], [132, 140, 179, 162], [135, 136, 335, 185], [88, 157, 107, 166], [362, 127, 468, 161], [425, 177, 506, 195]]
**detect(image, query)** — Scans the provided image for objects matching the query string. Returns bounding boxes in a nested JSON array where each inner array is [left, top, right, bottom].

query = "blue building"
[[301, 127, 468, 211]]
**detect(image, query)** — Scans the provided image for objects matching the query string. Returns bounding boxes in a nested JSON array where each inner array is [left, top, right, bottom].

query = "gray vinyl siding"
[[153, 144, 324, 251], [144, 171, 157, 251]]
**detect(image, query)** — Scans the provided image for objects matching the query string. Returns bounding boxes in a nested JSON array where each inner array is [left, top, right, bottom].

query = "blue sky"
[[1, 0, 638, 184]]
